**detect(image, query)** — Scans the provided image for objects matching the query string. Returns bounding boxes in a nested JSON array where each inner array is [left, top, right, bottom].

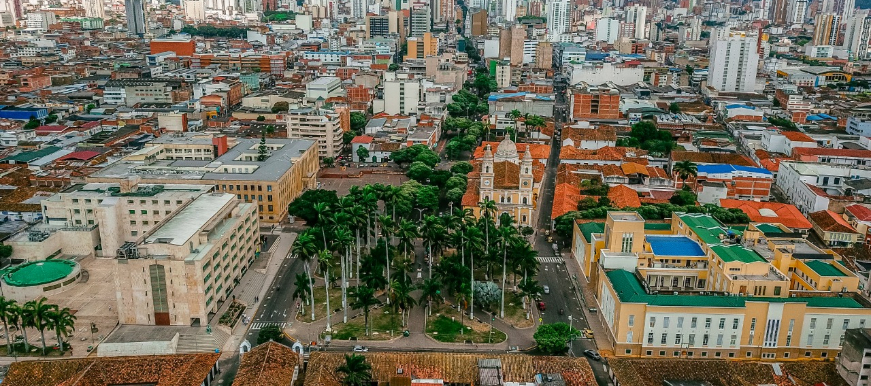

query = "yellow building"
[[461, 139, 540, 226], [405, 32, 439, 60], [578, 211, 871, 361]]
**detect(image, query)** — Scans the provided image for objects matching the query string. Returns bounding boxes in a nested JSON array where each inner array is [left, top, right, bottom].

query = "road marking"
[[250, 322, 287, 330], [537, 256, 562, 263]]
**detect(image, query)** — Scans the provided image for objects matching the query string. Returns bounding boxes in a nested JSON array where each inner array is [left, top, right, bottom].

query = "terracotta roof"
[[646, 167, 670, 179], [562, 126, 617, 143], [473, 142, 550, 160], [621, 162, 648, 175], [793, 147, 871, 159], [755, 149, 771, 160], [493, 161, 520, 189], [559, 146, 647, 162], [648, 190, 675, 200], [809, 210, 858, 234], [671, 151, 757, 166], [759, 158, 781, 173], [600, 164, 626, 177], [234, 342, 299, 386], [846, 204, 871, 222], [719, 199, 812, 229], [608, 184, 641, 208], [461, 177, 480, 206], [552, 183, 583, 219], [351, 135, 374, 144], [781, 131, 815, 142], [4, 353, 220, 386], [56, 151, 100, 161], [640, 197, 670, 204]]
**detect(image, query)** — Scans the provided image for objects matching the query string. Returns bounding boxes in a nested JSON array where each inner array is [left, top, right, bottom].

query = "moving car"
[[537, 301, 546, 311], [353, 346, 368, 352], [584, 350, 601, 360], [543, 285, 550, 294]]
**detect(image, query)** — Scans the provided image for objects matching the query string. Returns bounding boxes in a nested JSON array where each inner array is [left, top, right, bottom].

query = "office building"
[[772, 0, 789, 24], [25, 12, 56, 31], [184, 0, 205, 21], [82, 0, 104, 18], [625, 5, 647, 39], [350, 0, 365, 19], [813, 13, 841, 45], [547, 0, 569, 42], [471, 10, 488, 36], [383, 79, 421, 115], [844, 11, 871, 59], [410, 7, 431, 37], [125, 0, 146, 36], [789, 0, 809, 28], [286, 107, 346, 159], [707, 32, 759, 92], [535, 41, 553, 69], [405, 32, 438, 60], [367, 15, 390, 38], [596, 17, 620, 44]]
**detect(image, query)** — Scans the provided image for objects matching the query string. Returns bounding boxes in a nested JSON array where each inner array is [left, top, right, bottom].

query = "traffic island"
[[425, 304, 506, 344], [326, 309, 403, 341]]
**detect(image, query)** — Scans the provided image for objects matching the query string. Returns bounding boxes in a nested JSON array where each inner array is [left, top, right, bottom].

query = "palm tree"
[[348, 204, 367, 283], [391, 280, 416, 327], [293, 272, 312, 308], [0, 297, 16, 355], [498, 225, 519, 318], [47, 306, 75, 352], [18, 301, 35, 353], [508, 109, 522, 140], [377, 215, 395, 303], [418, 277, 443, 316], [672, 160, 698, 188], [419, 215, 445, 277], [478, 199, 497, 264], [318, 249, 334, 331], [465, 226, 484, 319], [5, 304, 20, 354], [518, 277, 543, 319], [313, 202, 331, 249], [350, 286, 379, 336], [29, 299, 53, 355], [333, 227, 354, 323], [395, 219, 419, 259], [337, 353, 372, 386], [292, 232, 318, 321]]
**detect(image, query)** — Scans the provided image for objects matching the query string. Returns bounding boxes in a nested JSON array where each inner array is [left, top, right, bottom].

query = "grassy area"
[[425, 304, 506, 344], [500, 292, 534, 329], [330, 308, 404, 341], [0, 341, 69, 357], [297, 285, 344, 322]]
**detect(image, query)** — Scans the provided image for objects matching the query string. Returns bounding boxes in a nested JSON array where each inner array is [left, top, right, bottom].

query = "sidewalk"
[[560, 250, 615, 355]]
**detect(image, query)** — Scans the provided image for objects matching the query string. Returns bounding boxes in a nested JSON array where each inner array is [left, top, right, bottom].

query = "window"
[[141, 210, 147, 214], [715, 352, 721, 358], [786, 335, 792, 346], [717, 334, 723, 346], [701, 352, 708, 357], [267, 185, 272, 192], [129, 210, 135, 214], [691, 317, 697, 328], [628, 315, 634, 327], [827, 318, 833, 329], [130, 220, 137, 225], [664, 317, 670, 328], [822, 352, 828, 358], [677, 317, 684, 328], [719, 318, 725, 329], [646, 350, 653, 356], [703, 334, 709, 346], [789, 319, 795, 332], [705, 318, 711, 328], [810, 318, 816, 329], [72, 199, 79, 204], [621, 233, 633, 252], [675, 335, 682, 345], [689, 334, 696, 345], [808, 334, 814, 345], [625, 349, 632, 355], [627, 332, 633, 343], [730, 335, 737, 346], [750, 318, 756, 331], [805, 351, 811, 357], [732, 319, 739, 329], [650, 317, 656, 327], [131, 231, 138, 236], [843, 319, 850, 329], [674, 351, 680, 357], [648, 333, 654, 344], [774, 286, 781, 296], [661, 334, 668, 345], [783, 352, 790, 358], [660, 350, 666, 356], [823, 335, 830, 345]]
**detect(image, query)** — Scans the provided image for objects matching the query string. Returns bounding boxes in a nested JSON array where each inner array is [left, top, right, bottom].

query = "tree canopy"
[[534, 323, 579, 355], [287, 189, 339, 224]]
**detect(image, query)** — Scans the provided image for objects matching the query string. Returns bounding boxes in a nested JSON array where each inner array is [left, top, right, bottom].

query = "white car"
[[543, 285, 550, 294], [353, 346, 368, 352]]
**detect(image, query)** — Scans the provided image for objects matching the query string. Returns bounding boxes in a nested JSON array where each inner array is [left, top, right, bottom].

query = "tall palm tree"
[[673, 160, 698, 188], [508, 109, 522, 140], [318, 249, 334, 331], [292, 273, 311, 308], [292, 232, 318, 321], [350, 286, 379, 336], [395, 219, 419, 259], [377, 215, 395, 303], [390, 280, 416, 327], [418, 277, 443, 316], [420, 215, 445, 278], [46, 306, 75, 352], [5, 304, 20, 354], [0, 297, 16, 355], [478, 199, 497, 266], [465, 226, 484, 319], [313, 201, 331, 249], [333, 227, 354, 323], [29, 299, 53, 355], [337, 353, 372, 386], [361, 188, 379, 248], [518, 277, 543, 319], [498, 225, 519, 318], [18, 301, 35, 352], [348, 204, 367, 283]]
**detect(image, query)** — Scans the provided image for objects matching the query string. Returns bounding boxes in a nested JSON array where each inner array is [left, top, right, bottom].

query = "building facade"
[[707, 32, 759, 92], [286, 107, 345, 159]]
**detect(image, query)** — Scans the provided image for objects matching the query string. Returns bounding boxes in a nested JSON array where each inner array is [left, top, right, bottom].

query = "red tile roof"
[[234, 342, 299, 386], [719, 199, 812, 229], [608, 184, 641, 208], [473, 142, 550, 160], [671, 151, 757, 166], [552, 183, 583, 219], [35, 125, 66, 132], [351, 135, 374, 144], [793, 147, 871, 158], [781, 131, 815, 142], [846, 204, 871, 222], [57, 151, 100, 161], [809, 210, 858, 233]]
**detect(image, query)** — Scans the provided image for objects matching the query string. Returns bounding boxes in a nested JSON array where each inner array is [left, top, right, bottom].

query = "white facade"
[[184, 0, 205, 21], [383, 79, 422, 115], [625, 5, 647, 39], [707, 33, 759, 93], [843, 11, 871, 60], [565, 62, 644, 86], [25, 12, 56, 31], [789, 0, 808, 27], [83, 0, 105, 18], [522, 40, 538, 64], [596, 17, 620, 44], [547, 0, 569, 42], [305, 77, 343, 100]]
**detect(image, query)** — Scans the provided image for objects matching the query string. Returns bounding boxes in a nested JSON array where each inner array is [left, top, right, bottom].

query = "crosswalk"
[[249, 322, 287, 330], [537, 256, 563, 263]]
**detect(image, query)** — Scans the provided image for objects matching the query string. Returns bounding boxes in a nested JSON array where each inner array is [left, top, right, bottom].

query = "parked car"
[[584, 350, 601, 360], [543, 285, 550, 294], [353, 346, 368, 352], [583, 329, 594, 338], [537, 301, 546, 311]]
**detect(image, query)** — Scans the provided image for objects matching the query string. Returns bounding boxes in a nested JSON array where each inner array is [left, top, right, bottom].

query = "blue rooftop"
[[726, 104, 756, 110], [646, 235, 706, 256], [697, 164, 772, 176], [488, 92, 553, 102]]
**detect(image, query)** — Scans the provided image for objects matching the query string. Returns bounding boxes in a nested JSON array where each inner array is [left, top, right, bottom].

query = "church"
[[462, 138, 542, 227]]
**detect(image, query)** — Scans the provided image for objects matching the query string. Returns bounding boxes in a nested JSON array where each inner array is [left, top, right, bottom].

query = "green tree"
[[451, 161, 474, 175], [0, 245, 11, 259], [23, 119, 39, 130], [473, 281, 500, 311], [672, 160, 698, 186], [407, 161, 433, 182], [447, 89, 488, 119], [256, 115, 266, 121], [0, 297, 16, 355], [257, 324, 283, 344], [472, 73, 498, 98], [288, 190, 339, 224], [350, 112, 367, 131], [685, 64, 694, 75], [257, 131, 268, 161], [669, 103, 681, 113], [525, 115, 546, 137], [85, 104, 95, 113], [44, 114, 58, 124], [534, 322, 580, 355], [388, 63, 399, 71], [46, 306, 75, 352], [415, 185, 440, 211], [670, 190, 698, 205], [337, 354, 373, 386], [414, 151, 440, 168], [292, 272, 311, 305], [350, 286, 380, 336], [28, 299, 53, 355], [271, 101, 289, 113], [356, 146, 370, 162], [418, 277, 443, 315], [323, 157, 335, 168]]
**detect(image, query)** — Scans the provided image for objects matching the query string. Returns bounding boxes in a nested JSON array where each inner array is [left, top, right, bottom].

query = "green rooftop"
[[805, 260, 847, 277], [755, 224, 785, 234], [644, 223, 672, 231], [1, 146, 61, 164], [678, 213, 727, 245], [3, 260, 76, 287], [711, 244, 766, 263], [606, 270, 863, 308], [577, 222, 605, 243]]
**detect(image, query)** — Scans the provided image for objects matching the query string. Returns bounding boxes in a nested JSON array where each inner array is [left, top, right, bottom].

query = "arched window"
[[485, 165, 490, 173], [522, 197, 528, 205]]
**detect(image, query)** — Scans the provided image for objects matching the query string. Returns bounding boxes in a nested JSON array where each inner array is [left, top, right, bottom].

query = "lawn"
[[425, 304, 506, 344], [296, 285, 344, 322], [500, 292, 534, 329], [330, 307, 404, 341], [0, 341, 69, 357]]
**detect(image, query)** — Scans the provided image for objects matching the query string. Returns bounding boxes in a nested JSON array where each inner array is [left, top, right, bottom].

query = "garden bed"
[[219, 300, 245, 327]]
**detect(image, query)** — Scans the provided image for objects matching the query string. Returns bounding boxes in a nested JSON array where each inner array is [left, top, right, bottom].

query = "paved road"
[[244, 240, 307, 345]]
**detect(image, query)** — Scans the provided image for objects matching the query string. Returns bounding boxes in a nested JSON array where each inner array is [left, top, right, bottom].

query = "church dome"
[[494, 138, 518, 161]]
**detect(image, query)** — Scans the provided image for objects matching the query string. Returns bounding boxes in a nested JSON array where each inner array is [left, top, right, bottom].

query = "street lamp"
[[568, 315, 575, 356], [415, 207, 427, 220]]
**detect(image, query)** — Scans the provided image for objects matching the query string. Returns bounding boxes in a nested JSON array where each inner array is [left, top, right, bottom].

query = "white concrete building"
[[596, 17, 620, 44], [383, 79, 422, 115], [547, 0, 570, 42], [707, 32, 759, 92], [25, 12, 56, 31], [305, 77, 343, 100], [286, 107, 344, 159], [843, 11, 871, 60], [776, 161, 871, 214], [565, 62, 644, 86], [625, 5, 647, 39]]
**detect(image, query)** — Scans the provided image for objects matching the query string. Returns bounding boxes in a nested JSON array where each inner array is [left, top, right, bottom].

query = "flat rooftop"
[[805, 259, 848, 277], [646, 235, 706, 257], [711, 244, 766, 263], [145, 193, 233, 246], [609, 212, 644, 222]]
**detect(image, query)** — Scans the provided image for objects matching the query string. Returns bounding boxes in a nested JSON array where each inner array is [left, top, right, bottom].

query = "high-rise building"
[[410, 7, 431, 37], [509, 24, 525, 65], [350, 0, 365, 18], [546, 0, 569, 41], [125, 0, 146, 36], [535, 41, 553, 69], [25, 11, 56, 31], [471, 10, 488, 36], [788, 0, 808, 27], [707, 32, 759, 92], [184, 0, 205, 21], [625, 4, 647, 39], [383, 79, 422, 115], [367, 15, 390, 38], [843, 10, 871, 59], [83, 0, 104, 18], [812, 13, 841, 45], [405, 32, 438, 59], [286, 107, 346, 159], [504, 0, 518, 21], [772, 0, 789, 23], [596, 17, 620, 44], [440, 0, 454, 25]]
